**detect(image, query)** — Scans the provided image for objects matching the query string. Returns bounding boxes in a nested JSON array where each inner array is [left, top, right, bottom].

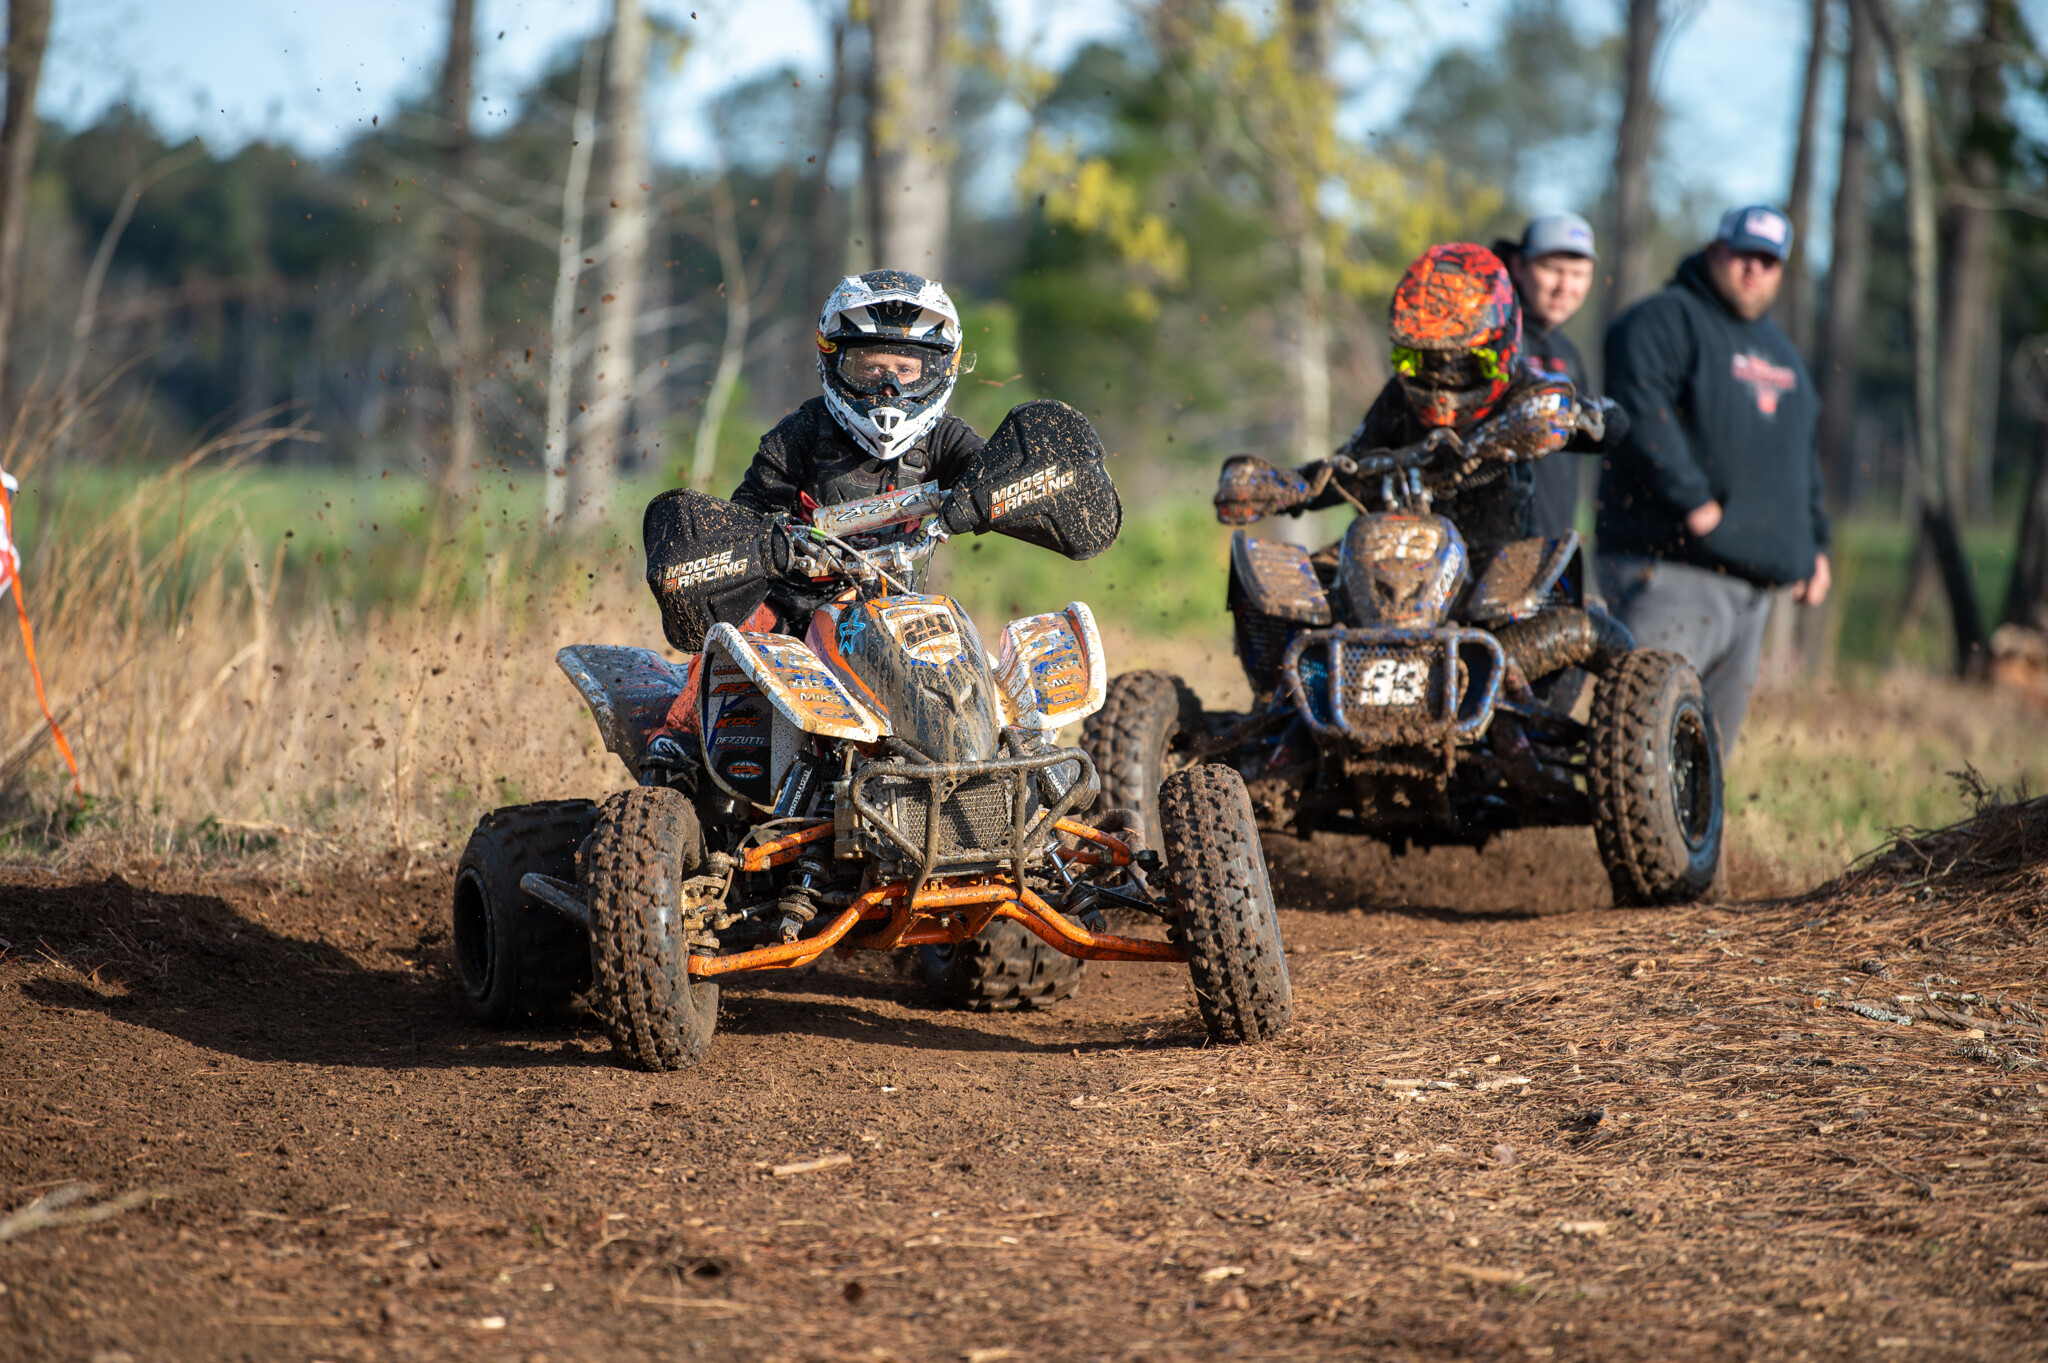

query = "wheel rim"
[[1667, 703, 1716, 848], [452, 868, 495, 995]]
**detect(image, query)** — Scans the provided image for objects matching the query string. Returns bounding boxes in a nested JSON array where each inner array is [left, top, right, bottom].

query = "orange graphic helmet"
[[1387, 243, 1522, 428]]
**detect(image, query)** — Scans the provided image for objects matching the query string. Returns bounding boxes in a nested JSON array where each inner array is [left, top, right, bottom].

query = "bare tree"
[[1604, 0, 1663, 328], [437, 0, 484, 501], [542, 43, 602, 530], [0, 0, 51, 413], [867, 0, 956, 275], [574, 0, 651, 531], [691, 178, 751, 491], [1817, 0, 1878, 496], [1285, 0, 1331, 466], [1936, 0, 2014, 523], [2007, 336, 2048, 634], [1780, 0, 1830, 355], [55, 142, 204, 454], [1868, 0, 1985, 673], [805, 8, 853, 321]]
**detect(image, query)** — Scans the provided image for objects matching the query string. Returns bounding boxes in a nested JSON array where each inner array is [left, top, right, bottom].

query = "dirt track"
[[3, 826, 2046, 1362]]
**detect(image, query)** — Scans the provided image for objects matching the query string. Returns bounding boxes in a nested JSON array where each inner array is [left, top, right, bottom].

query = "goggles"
[[1390, 344, 1508, 388], [835, 343, 952, 399]]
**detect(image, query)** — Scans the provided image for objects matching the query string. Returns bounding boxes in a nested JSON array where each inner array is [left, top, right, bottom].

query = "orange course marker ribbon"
[[1, 470, 82, 793]]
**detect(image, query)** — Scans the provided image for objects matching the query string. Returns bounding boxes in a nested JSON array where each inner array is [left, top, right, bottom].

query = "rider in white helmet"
[[730, 270, 983, 529]]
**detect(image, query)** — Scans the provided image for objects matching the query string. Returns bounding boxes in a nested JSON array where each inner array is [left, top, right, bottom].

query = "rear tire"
[[918, 919, 1084, 1011], [1157, 765, 1293, 1043], [451, 800, 598, 1026], [584, 786, 720, 1070], [1080, 671, 1203, 859], [1589, 648, 1724, 906]]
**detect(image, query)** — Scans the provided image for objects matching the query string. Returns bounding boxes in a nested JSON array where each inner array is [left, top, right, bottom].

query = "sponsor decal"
[[881, 601, 965, 665], [725, 759, 765, 780], [1731, 352, 1798, 416], [712, 733, 769, 749], [715, 712, 762, 729], [712, 680, 756, 695], [662, 547, 753, 590], [990, 467, 1078, 519]]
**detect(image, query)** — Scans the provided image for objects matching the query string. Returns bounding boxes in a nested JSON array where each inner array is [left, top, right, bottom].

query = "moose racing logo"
[[990, 467, 1077, 520], [662, 547, 752, 590]]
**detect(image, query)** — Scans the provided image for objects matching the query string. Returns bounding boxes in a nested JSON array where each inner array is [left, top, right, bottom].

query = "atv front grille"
[[1281, 627, 1504, 748], [871, 775, 1016, 853], [849, 747, 1100, 879]]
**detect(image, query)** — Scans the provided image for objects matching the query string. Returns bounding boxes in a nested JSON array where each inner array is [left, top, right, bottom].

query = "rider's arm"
[[728, 406, 816, 517], [1602, 295, 1712, 515], [923, 413, 988, 491], [1306, 380, 1408, 509]]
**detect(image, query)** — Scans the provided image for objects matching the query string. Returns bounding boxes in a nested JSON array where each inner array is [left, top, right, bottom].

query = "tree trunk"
[[542, 42, 601, 530], [0, 0, 49, 417], [1936, 0, 2012, 525], [805, 12, 851, 341], [438, 0, 484, 501], [573, 0, 650, 531], [1287, 0, 1329, 466], [2007, 417, 2048, 632], [1603, 0, 1663, 329], [1779, 0, 1830, 355], [56, 143, 203, 455], [867, 0, 956, 276], [690, 178, 751, 492], [1817, 0, 1877, 501], [1868, 0, 1986, 674]]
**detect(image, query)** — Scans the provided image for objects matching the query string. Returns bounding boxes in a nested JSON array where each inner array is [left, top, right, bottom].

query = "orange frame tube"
[[1052, 818, 1133, 867], [740, 820, 834, 872], [685, 875, 1183, 975]]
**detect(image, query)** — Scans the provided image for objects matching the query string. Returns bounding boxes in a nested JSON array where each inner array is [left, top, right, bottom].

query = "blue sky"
[[35, 0, 1859, 235]]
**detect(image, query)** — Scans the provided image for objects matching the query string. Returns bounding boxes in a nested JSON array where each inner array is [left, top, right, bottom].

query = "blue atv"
[[1081, 394, 1723, 907]]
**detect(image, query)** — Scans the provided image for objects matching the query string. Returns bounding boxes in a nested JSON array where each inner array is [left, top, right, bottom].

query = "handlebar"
[[808, 480, 947, 537], [1332, 427, 1466, 481]]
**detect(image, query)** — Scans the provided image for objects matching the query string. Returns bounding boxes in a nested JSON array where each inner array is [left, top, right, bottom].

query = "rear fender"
[[993, 601, 1108, 731], [554, 646, 692, 776]]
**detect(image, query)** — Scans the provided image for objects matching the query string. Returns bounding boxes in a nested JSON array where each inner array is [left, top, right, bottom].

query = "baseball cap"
[[1715, 205, 1793, 260], [1520, 212, 1597, 261]]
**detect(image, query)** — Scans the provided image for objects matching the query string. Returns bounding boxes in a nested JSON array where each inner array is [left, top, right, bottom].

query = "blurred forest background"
[[5, 0, 2048, 877]]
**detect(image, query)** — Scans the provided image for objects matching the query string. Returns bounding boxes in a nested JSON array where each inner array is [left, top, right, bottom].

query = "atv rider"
[[638, 269, 1117, 786], [731, 270, 983, 563], [1314, 242, 1624, 564]]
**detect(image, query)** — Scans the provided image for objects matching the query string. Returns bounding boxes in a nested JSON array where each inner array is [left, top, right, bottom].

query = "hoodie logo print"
[[1732, 353, 1797, 416]]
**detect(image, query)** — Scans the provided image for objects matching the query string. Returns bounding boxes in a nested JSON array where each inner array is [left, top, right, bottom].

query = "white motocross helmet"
[[816, 270, 963, 461]]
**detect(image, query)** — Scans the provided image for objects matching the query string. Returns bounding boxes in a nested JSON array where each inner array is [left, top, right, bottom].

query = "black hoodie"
[[1597, 252, 1829, 586]]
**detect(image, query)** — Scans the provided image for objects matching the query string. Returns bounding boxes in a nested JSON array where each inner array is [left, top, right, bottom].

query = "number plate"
[[1355, 658, 1430, 706]]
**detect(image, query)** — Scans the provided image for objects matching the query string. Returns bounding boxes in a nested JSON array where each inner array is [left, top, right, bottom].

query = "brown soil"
[[3, 816, 2045, 1362]]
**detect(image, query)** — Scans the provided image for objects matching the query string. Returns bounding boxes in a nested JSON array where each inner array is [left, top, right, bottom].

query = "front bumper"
[[1279, 627, 1504, 748]]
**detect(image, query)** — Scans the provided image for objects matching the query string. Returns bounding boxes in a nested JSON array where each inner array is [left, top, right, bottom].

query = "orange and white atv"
[[450, 404, 1293, 1068]]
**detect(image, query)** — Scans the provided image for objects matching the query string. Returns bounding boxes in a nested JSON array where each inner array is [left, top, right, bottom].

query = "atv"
[[1082, 390, 1723, 907], [450, 407, 1292, 1068]]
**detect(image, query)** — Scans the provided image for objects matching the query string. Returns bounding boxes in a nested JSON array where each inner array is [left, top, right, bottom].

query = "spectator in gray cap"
[[1596, 204, 1831, 760], [1493, 213, 1598, 541]]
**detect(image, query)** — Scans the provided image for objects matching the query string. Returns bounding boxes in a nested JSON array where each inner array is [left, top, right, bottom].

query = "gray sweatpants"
[[1596, 555, 1772, 759]]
